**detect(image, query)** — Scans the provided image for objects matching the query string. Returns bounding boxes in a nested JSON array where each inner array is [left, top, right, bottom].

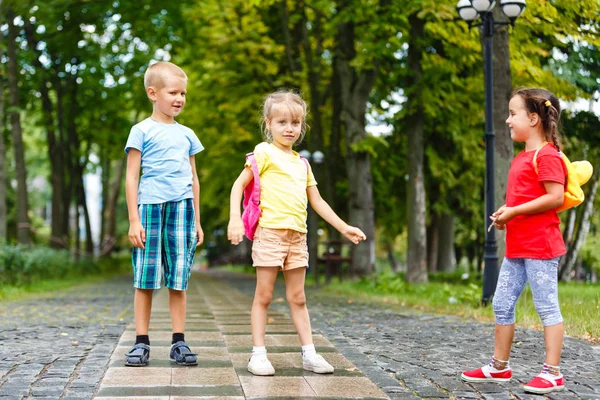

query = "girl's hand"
[[196, 224, 204, 246], [491, 205, 515, 226], [227, 217, 245, 245], [128, 220, 146, 249], [341, 225, 367, 244]]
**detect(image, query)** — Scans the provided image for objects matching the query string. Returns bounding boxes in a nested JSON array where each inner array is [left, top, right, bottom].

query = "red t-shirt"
[[505, 144, 567, 259]]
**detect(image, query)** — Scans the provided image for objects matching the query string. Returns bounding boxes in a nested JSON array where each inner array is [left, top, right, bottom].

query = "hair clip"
[[545, 100, 551, 107]]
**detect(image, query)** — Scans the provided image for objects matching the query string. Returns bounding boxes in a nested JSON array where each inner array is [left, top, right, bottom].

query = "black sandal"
[[125, 343, 150, 367], [169, 341, 198, 366]]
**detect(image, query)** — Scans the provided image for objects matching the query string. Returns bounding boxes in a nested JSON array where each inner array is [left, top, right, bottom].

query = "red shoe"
[[523, 373, 564, 394], [461, 365, 512, 382]]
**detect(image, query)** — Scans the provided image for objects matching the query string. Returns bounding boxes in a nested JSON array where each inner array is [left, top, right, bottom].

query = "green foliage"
[[352, 269, 482, 307], [0, 245, 127, 286]]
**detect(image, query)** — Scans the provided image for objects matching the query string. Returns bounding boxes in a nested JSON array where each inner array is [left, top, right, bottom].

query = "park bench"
[[317, 240, 353, 284]]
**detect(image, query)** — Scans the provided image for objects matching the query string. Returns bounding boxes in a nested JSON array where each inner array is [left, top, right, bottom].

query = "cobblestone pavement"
[[0, 276, 133, 399], [212, 270, 600, 400], [1, 270, 599, 399]]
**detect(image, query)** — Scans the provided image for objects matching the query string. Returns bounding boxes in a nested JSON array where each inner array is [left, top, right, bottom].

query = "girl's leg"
[[282, 267, 312, 345], [492, 258, 528, 362], [524, 258, 564, 367], [284, 266, 334, 374], [251, 267, 279, 347]]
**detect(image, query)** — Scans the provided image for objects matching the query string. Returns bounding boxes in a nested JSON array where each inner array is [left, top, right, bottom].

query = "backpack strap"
[[243, 152, 260, 209], [532, 141, 550, 174], [299, 155, 310, 171]]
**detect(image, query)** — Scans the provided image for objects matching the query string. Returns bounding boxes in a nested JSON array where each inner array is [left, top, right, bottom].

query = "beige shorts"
[[252, 226, 309, 270]]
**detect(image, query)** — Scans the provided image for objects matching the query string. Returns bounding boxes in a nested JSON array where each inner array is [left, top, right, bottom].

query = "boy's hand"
[[341, 225, 367, 244], [227, 217, 245, 245], [128, 220, 146, 249], [196, 224, 204, 246]]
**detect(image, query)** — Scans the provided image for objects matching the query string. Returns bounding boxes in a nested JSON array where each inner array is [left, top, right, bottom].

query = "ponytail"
[[513, 88, 562, 152]]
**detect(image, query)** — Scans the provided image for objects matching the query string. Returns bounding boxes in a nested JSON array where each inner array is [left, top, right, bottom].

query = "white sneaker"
[[303, 353, 334, 374], [247, 354, 275, 376]]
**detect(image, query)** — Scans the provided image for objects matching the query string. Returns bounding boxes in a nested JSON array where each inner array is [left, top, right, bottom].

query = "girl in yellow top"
[[228, 89, 366, 376]]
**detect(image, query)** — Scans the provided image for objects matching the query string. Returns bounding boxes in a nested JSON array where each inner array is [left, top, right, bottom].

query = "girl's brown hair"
[[512, 87, 562, 151], [261, 89, 308, 143]]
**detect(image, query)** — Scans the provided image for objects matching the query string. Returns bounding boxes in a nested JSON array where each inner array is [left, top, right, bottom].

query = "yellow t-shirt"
[[246, 142, 317, 233]]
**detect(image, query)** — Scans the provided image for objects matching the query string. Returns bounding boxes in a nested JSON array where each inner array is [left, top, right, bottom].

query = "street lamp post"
[[299, 149, 325, 284], [456, 0, 526, 305]]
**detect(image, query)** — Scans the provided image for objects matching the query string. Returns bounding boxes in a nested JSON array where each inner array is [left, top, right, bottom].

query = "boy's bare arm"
[[227, 168, 253, 245], [307, 185, 366, 244], [190, 155, 204, 246], [126, 150, 145, 248]]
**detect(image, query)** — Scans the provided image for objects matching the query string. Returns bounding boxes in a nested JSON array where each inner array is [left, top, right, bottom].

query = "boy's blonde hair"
[[261, 89, 308, 143], [143, 61, 187, 90]]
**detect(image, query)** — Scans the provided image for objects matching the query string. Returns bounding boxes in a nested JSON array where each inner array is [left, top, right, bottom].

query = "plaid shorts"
[[132, 199, 197, 290]]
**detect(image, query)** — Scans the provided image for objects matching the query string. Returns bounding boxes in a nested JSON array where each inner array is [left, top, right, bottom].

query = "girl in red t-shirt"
[[461, 88, 567, 395]]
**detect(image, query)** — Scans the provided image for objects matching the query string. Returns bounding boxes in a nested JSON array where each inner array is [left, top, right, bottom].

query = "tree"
[[0, 5, 6, 244], [5, 5, 30, 244], [404, 12, 427, 283]]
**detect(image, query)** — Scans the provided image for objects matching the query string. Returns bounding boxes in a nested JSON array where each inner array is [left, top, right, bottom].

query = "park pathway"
[[95, 272, 388, 399], [1, 270, 599, 399]]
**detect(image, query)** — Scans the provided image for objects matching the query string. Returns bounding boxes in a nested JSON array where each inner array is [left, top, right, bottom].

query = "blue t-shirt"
[[124, 118, 204, 204]]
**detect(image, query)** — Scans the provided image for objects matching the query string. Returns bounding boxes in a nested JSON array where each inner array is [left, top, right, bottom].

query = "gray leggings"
[[492, 257, 563, 326]]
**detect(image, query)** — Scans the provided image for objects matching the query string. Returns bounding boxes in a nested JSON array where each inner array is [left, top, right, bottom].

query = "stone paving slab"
[[96, 272, 389, 399], [213, 270, 600, 400]]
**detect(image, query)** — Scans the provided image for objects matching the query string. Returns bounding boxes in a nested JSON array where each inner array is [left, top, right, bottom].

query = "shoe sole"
[[248, 366, 275, 376], [523, 385, 564, 394], [461, 374, 511, 383], [303, 364, 334, 374], [124, 362, 148, 367], [169, 357, 198, 366]]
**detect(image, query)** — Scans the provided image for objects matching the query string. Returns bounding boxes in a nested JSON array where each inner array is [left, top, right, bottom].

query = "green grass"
[[0, 259, 131, 302], [323, 277, 600, 343]]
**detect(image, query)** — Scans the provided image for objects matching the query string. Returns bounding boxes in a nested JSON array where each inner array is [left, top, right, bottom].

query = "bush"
[[0, 245, 126, 287]]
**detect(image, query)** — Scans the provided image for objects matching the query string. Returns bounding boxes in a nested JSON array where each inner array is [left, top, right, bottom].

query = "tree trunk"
[[6, 7, 30, 245], [0, 7, 6, 244], [427, 214, 439, 273], [437, 213, 456, 272], [386, 241, 401, 272], [53, 67, 72, 248], [101, 156, 126, 256], [78, 175, 94, 256], [0, 70, 6, 244], [334, 2, 376, 276], [67, 74, 93, 256], [491, 7, 513, 261], [405, 13, 428, 284], [561, 207, 577, 249], [559, 169, 599, 281], [100, 151, 109, 244], [24, 22, 68, 248], [300, 6, 327, 283]]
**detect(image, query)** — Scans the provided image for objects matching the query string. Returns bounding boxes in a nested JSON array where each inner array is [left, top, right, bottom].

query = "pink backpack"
[[242, 152, 309, 240]]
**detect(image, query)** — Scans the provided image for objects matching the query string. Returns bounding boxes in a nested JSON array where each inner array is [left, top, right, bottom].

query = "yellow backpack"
[[533, 143, 593, 213]]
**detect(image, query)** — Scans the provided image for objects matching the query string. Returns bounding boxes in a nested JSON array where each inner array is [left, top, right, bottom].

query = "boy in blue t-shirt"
[[123, 61, 204, 367]]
